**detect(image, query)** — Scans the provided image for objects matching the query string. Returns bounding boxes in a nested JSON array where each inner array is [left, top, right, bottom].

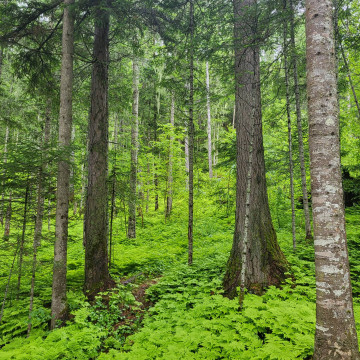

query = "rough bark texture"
[[289, 0, 312, 240], [0, 126, 9, 226], [84, 3, 110, 295], [127, 60, 139, 238], [305, 0, 360, 358], [188, 0, 194, 266], [223, 0, 287, 299], [206, 61, 213, 178], [51, 0, 75, 329]]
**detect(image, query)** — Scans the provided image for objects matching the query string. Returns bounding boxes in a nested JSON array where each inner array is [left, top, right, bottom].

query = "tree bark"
[[223, 0, 287, 299], [0, 126, 10, 226], [51, 0, 75, 329], [127, 60, 139, 238], [206, 61, 213, 178], [283, 2, 296, 250], [28, 105, 51, 336], [188, 0, 194, 266], [166, 94, 175, 218], [305, 0, 360, 357], [289, 0, 312, 240], [84, 2, 110, 295]]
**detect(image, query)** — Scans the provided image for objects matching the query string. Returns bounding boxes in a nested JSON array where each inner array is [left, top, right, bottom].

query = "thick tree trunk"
[[283, 4, 296, 250], [51, 0, 75, 329], [289, 0, 312, 240], [84, 3, 110, 295], [206, 61, 213, 178], [223, 0, 287, 299], [4, 193, 11, 239], [188, 0, 194, 266], [166, 94, 175, 218], [305, 1, 360, 358], [0, 126, 9, 226], [128, 60, 139, 238]]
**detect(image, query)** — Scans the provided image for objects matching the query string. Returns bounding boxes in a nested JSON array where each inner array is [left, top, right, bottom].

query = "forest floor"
[[1, 196, 360, 359]]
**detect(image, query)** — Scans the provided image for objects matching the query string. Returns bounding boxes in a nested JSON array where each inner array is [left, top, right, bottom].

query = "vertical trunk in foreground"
[[188, 0, 194, 265], [84, 2, 110, 295], [223, 0, 287, 299], [289, 0, 312, 240], [206, 61, 213, 178], [305, 1, 360, 358], [51, 0, 75, 329], [127, 60, 139, 238]]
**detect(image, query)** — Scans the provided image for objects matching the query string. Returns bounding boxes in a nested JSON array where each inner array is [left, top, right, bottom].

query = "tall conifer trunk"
[[305, 0, 360, 357], [128, 60, 139, 238], [51, 0, 75, 328], [166, 94, 175, 218], [206, 61, 213, 178], [289, 0, 312, 240], [188, 0, 194, 265], [223, 0, 287, 298], [84, 2, 111, 295]]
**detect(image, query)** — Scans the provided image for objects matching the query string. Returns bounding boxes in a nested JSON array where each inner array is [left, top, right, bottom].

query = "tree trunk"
[[4, 193, 11, 240], [340, 43, 360, 119], [28, 106, 51, 336], [128, 60, 139, 238], [166, 94, 175, 218], [51, 0, 75, 329], [84, 2, 110, 295], [223, 0, 288, 299], [283, 3, 296, 250], [305, 0, 360, 357], [17, 180, 30, 300], [206, 61, 213, 178], [0, 126, 9, 226], [188, 0, 195, 266], [289, 0, 312, 240]]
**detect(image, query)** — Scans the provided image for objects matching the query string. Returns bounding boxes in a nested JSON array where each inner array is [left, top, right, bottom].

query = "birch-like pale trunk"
[[84, 2, 111, 295], [283, 5, 296, 250], [206, 61, 213, 178], [289, 0, 312, 240], [51, 0, 75, 329], [188, 0, 195, 266], [305, 0, 360, 357], [127, 60, 139, 238], [166, 94, 175, 218]]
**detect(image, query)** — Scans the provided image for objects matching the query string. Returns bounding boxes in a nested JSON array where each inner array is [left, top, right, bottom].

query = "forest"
[[0, 0, 360, 358]]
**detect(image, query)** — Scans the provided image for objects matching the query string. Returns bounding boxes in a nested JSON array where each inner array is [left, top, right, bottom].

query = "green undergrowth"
[[1, 196, 360, 359]]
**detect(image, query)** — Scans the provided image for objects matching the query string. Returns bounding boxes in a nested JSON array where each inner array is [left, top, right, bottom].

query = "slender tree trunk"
[[283, 3, 296, 250], [305, 0, 360, 357], [340, 44, 360, 119], [128, 60, 139, 238], [0, 239, 19, 324], [187, 0, 195, 266], [166, 94, 175, 218], [84, 2, 110, 295], [0, 126, 9, 226], [17, 180, 30, 300], [289, 0, 312, 240], [51, 0, 75, 329], [223, 0, 287, 299], [206, 62, 213, 178], [4, 193, 11, 239], [27, 107, 51, 336]]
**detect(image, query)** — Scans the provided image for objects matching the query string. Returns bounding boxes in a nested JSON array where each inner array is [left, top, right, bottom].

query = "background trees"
[[0, 0, 360, 357]]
